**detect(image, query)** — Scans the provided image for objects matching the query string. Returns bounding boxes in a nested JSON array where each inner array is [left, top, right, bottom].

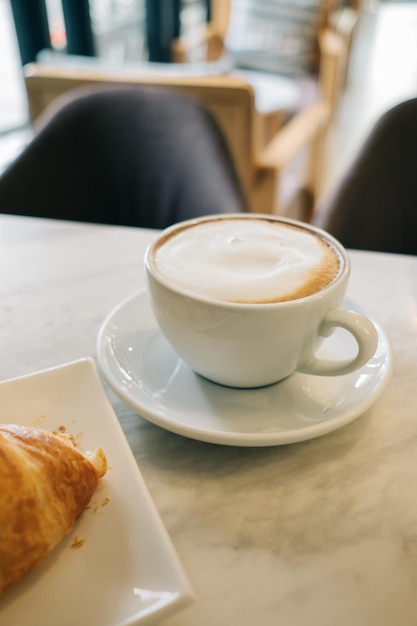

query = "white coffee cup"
[[145, 214, 378, 388]]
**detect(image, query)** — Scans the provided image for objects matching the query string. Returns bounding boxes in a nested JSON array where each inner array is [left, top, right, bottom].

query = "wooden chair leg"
[[250, 167, 280, 214], [280, 178, 314, 222], [305, 125, 328, 218]]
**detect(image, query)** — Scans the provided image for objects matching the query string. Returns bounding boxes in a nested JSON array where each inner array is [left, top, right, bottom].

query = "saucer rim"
[[97, 291, 392, 447]]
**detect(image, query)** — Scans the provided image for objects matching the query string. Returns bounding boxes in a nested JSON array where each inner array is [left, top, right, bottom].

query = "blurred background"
[[1, 0, 417, 217]]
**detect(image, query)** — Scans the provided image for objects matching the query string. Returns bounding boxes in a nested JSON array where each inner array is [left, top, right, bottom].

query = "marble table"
[[1, 214, 417, 626]]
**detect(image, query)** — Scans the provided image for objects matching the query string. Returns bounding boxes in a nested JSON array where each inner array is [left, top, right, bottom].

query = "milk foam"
[[153, 219, 340, 303]]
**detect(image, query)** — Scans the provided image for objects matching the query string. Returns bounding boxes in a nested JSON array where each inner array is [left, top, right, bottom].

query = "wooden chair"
[[172, 0, 361, 216], [22, 0, 358, 218], [173, 1, 359, 103], [173, 1, 361, 120], [24, 62, 331, 218]]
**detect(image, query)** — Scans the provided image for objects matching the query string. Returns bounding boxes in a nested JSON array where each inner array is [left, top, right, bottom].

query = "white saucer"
[[97, 291, 392, 447]]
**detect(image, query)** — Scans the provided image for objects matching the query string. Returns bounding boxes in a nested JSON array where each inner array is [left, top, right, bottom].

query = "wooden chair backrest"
[[23, 63, 257, 203], [178, 0, 335, 67]]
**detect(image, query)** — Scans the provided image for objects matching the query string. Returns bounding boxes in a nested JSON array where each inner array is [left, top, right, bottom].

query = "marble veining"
[[1, 215, 417, 625]]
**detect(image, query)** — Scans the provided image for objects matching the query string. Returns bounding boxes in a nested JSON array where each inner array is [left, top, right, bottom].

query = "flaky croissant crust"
[[0, 424, 107, 595]]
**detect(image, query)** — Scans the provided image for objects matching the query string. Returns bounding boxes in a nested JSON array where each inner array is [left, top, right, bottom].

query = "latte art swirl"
[[153, 218, 341, 303]]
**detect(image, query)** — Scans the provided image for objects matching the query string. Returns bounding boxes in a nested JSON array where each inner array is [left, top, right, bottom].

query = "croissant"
[[0, 424, 107, 595]]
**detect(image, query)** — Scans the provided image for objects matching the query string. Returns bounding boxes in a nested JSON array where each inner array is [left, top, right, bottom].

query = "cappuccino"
[[152, 217, 341, 304], [146, 215, 378, 386]]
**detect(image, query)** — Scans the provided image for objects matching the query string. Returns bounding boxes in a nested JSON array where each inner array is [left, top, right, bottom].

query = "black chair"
[[315, 98, 417, 255], [0, 85, 246, 229]]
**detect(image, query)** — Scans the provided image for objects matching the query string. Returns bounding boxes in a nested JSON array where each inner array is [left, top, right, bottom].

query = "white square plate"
[[0, 358, 193, 626]]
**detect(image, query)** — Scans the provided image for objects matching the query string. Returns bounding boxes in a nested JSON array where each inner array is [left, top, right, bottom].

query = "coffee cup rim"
[[145, 214, 350, 309]]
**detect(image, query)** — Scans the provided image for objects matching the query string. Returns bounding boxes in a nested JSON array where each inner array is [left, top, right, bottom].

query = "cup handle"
[[297, 309, 379, 376]]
